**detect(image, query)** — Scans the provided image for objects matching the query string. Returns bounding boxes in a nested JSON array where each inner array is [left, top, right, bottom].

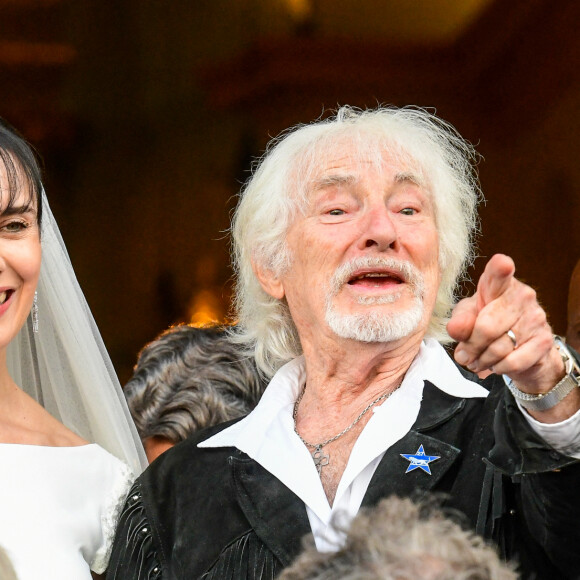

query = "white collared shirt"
[[200, 338, 580, 551]]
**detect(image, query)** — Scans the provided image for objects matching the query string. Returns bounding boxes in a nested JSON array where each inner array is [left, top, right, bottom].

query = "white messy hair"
[[231, 106, 482, 377]]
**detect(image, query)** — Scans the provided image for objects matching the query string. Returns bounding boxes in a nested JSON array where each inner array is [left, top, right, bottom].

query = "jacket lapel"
[[231, 456, 311, 567], [363, 381, 465, 508]]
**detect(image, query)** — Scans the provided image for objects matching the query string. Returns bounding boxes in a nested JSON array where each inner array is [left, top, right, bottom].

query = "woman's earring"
[[32, 291, 39, 333]]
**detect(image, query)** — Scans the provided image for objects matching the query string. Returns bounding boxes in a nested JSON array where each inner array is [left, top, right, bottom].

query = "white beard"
[[325, 257, 425, 343]]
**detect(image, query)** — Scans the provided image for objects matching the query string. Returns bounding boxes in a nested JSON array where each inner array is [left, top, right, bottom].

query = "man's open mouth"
[[347, 271, 405, 288]]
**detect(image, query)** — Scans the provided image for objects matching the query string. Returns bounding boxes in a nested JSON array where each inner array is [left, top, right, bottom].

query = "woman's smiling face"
[[0, 156, 41, 353]]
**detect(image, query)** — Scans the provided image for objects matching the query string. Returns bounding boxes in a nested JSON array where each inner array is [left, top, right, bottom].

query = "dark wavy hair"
[[124, 324, 267, 443], [0, 117, 43, 227]]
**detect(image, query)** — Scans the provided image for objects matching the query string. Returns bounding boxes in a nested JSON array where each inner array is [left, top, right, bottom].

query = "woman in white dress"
[[0, 120, 147, 577]]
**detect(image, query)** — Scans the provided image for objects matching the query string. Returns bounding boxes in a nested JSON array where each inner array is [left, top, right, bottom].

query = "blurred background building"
[[1, 0, 579, 381]]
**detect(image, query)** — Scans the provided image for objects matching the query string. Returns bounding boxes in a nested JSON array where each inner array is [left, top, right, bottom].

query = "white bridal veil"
[[6, 193, 147, 475]]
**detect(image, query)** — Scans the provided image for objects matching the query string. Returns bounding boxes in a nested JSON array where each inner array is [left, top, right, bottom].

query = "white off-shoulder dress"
[[0, 443, 134, 579]]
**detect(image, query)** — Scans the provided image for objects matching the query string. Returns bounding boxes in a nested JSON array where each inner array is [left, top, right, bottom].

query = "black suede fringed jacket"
[[107, 371, 580, 580]]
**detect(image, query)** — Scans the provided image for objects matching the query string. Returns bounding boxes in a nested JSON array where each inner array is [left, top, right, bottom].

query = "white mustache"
[[329, 257, 425, 299]]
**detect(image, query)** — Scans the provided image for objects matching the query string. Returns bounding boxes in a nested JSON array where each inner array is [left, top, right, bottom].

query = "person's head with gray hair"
[[232, 106, 482, 377], [124, 324, 267, 462], [279, 496, 518, 580]]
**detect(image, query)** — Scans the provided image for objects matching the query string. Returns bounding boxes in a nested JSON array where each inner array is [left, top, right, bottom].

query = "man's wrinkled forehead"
[[302, 146, 429, 196], [309, 169, 426, 193]]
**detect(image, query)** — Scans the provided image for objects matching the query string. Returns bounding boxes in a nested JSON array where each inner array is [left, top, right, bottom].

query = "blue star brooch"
[[400, 444, 440, 475]]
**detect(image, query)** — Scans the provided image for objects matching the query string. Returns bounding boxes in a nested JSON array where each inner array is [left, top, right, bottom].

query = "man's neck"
[[293, 333, 423, 505], [300, 332, 422, 406]]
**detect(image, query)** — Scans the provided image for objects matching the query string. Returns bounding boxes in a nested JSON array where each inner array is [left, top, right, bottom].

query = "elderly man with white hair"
[[108, 107, 580, 580]]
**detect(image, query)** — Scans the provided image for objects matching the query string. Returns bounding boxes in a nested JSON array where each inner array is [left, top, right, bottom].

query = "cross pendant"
[[312, 445, 329, 475]]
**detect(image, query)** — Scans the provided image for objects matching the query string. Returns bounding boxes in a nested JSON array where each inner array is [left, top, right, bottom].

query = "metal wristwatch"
[[505, 336, 580, 412]]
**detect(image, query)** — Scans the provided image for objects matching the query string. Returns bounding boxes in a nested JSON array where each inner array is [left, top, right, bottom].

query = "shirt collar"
[[199, 338, 487, 452], [411, 338, 489, 398]]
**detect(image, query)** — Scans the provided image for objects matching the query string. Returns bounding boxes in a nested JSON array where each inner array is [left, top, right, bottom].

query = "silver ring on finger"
[[506, 329, 517, 349]]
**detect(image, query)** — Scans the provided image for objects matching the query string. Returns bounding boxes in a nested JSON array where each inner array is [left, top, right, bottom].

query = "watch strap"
[[505, 336, 580, 411]]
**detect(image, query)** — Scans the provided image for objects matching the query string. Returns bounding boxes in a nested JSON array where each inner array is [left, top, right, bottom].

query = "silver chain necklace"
[[293, 383, 401, 475]]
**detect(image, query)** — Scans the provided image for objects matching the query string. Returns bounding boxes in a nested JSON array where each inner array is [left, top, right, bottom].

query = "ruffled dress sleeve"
[[91, 460, 136, 574], [106, 481, 163, 579]]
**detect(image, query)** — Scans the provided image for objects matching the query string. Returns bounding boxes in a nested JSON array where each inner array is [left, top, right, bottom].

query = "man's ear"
[[252, 260, 285, 300]]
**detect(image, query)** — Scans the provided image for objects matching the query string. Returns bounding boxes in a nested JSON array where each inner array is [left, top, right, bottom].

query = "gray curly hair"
[[279, 496, 518, 580], [232, 106, 482, 377], [124, 324, 267, 443]]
